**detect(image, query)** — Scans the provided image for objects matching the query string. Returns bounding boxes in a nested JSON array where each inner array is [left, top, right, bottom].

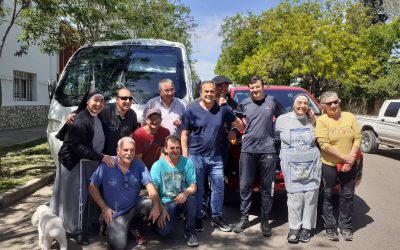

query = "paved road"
[[0, 147, 399, 250]]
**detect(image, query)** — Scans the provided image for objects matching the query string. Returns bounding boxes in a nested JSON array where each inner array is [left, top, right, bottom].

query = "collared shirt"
[[100, 103, 138, 155], [143, 96, 186, 136], [90, 158, 152, 219]]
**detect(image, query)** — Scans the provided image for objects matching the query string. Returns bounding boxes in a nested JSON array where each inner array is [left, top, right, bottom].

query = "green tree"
[[16, 0, 196, 61], [216, 0, 400, 104]]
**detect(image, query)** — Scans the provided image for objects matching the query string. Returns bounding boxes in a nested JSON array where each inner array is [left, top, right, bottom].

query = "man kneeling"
[[150, 135, 198, 247], [89, 137, 161, 250]]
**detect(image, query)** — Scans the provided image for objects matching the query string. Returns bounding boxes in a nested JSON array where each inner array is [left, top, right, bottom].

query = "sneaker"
[[261, 220, 272, 237], [184, 233, 199, 247], [340, 228, 353, 241], [325, 228, 339, 241], [195, 218, 204, 232], [287, 229, 300, 244], [210, 216, 231, 232], [299, 228, 311, 243], [232, 217, 250, 233]]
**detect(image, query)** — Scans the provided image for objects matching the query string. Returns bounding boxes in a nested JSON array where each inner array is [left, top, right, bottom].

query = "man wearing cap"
[[232, 76, 286, 237], [133, 107, 170, 169], [142, 79, 186, 136], [181, 80, 245, 233], [212, 75, 238, 109]]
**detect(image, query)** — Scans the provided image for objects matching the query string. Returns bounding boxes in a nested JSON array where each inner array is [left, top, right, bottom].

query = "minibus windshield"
[[55, 45, 186, 106]]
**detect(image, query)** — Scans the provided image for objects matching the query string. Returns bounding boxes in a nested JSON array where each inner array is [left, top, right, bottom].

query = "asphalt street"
[[0, 146, 399, 250]]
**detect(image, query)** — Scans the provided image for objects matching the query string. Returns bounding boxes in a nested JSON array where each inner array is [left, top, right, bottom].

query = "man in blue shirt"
[[89, 137, 162, 249], [151, 135, 198, 247], [232, 76, 286, 237], [181, 80, 244, 233]]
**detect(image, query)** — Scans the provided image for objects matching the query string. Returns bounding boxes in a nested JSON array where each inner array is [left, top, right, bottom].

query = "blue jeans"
[[189, 154, 225, 219], [155, 195, 196, 236]]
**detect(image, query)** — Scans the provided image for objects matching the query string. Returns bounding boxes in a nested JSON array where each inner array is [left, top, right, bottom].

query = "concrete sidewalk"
[[0, 126, 47, 148]]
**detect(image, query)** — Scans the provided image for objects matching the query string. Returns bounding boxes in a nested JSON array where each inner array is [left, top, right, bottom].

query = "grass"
[[0, 138, 54, 195]]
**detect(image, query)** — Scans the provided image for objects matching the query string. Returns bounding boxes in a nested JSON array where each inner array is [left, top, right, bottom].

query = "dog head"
[[31, 204, 52, 226]]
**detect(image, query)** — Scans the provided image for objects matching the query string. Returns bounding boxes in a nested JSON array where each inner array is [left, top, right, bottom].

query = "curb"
[[0, 172, 55, 211]]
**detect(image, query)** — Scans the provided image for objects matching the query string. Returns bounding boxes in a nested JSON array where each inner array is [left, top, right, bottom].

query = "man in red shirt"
[[133, 108, 170, 169]]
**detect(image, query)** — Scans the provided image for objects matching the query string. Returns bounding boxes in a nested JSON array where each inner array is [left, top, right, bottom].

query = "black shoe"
[[299, 228, 311, 243], [75, 233, 90, 246], [261, 220, 272, 237], [232, 217, 249, 233], [340, 228, 353, 241], [210, 216, 231, 232], [287, 229, 300, 244], [195, 218, 204, 232], [325, 228, 339, 241]]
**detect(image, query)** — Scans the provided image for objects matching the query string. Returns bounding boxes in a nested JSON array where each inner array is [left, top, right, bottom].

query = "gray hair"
[[159, 79, 174, 90], [200, 80, 216, 91], [117, 136, 135, 148], [320, 91, 339, 104]]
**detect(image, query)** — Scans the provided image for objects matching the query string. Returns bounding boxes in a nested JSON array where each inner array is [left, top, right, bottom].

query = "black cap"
[[212, 75, 233, 85]]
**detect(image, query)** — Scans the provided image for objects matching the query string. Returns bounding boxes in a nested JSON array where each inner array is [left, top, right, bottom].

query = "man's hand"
[[103, 208, 114, 224], [102, 155, 114, 167], [341, 163, 352, 172], [148, 203, 161, 224], [228, 130, 238, 145], [66, 113, 76, 125], [217, 96, 227, 106], [173, 118, 182, 127], [174, 192, 188, 204], [157, 206, 170, 228]]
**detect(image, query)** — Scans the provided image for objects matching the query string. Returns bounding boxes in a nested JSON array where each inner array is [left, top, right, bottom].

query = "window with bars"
[[13, 70, 36, 101]]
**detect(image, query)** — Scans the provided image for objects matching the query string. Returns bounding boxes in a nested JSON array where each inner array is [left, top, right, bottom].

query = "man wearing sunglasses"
[[142, 79, 186, 137], [66, 88, 138, 155], [89, 137, 162, 249]]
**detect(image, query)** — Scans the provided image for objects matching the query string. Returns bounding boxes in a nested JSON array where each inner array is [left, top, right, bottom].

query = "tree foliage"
[[16, 0, 196, 59], [216, 0, 400, 104]]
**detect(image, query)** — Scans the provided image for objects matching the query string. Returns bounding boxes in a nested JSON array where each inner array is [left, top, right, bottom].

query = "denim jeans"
[[322, 162, 357, 230], [155, 195, 196, 236], [189, 154, 225, 219], [107, 198, 152, 250]]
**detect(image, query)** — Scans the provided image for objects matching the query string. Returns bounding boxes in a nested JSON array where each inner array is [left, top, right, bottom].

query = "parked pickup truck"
[[356, 99, 400, 153]]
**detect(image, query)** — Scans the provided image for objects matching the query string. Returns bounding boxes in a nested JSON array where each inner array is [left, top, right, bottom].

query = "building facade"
[[0, 0, 57, 131]]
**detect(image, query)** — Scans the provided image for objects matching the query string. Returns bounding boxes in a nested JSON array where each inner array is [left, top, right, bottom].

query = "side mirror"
[[48, 79, 56, 100], [193, 79, 201, 99]]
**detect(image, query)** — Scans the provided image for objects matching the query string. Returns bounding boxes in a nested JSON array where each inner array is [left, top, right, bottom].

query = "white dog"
[[31, 204, 67, 250]]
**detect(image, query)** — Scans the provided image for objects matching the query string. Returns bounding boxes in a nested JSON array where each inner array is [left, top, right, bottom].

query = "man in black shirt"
[[232, 76, 286, 237]]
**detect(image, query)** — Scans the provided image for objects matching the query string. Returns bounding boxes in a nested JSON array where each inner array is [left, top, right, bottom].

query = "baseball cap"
[[212, 75, 233, 85], [146, 107, 162, 119]]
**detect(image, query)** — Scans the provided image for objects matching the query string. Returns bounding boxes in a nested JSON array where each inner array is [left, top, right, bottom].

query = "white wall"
[[0, 0, 58, 106]]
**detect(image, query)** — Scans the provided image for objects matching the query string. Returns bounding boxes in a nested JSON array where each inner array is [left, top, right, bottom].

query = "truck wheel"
[[361, 130, 378, 154]]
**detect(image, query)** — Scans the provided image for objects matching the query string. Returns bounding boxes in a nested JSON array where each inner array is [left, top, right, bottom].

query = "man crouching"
[[151, 135, 198, 247], [89, 137, 161, 250]]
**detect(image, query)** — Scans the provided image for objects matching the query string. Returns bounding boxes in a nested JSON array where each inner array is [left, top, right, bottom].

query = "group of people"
[[49, 75, 362, 249]]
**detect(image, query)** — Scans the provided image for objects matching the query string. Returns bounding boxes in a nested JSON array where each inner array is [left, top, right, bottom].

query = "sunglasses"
[[323, 99, 340, 106], [118, 96, 133, 101], [124, 175, 129, 189]]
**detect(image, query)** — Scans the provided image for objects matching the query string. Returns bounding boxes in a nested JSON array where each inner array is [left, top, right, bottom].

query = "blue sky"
[[181, 0, 282, 80]]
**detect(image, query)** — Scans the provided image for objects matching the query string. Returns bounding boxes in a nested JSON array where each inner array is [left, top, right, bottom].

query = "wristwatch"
[[102, 206, 109, 213]]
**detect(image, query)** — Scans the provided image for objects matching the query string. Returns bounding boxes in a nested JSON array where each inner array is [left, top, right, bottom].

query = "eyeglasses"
[[323, 99, 340, 106], [124, 175, 128, 189], [118, 96, 133, 101]]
